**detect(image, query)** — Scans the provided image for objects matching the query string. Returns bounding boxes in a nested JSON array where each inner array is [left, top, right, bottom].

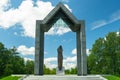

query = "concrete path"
[[21, 75, 107, 80]]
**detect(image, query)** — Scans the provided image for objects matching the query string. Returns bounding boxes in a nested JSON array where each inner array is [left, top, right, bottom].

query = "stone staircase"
[[21, 75, 107, 80]]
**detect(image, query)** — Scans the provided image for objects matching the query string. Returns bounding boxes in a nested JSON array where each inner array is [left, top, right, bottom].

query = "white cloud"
[[24, 57, 33, 62], [17, 45, 48, 55], [44, 56, 76, 69], [46, 26, 71, 36], [17, 45, 35, 55], [64, 4, 72, 12], [44, 57, 57, 69], [44, 48, 90, 69], [45, 57, 57, 63], [0, 0, 54, 38], [91, 20, 107, 30], [23, 56, 76, 69], [91, 10, 120, 30], [64, 56, 76, 63], [0, 0, 72, 38], [63, 56, 77, 69], [86, 49, 91, 56], [0, 0, 11, 12], [71, 48, 90, 56], [110, 10, 120, 23], [72, 48, 76, 54], [64, 63, 76, 69]]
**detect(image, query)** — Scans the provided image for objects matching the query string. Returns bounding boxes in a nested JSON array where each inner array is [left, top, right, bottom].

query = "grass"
[[104, 75, 120, 80], [0, 76, 21, 80]]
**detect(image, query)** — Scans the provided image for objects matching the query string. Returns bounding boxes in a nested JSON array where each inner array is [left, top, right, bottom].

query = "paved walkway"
[[21, 75, 107, 80]]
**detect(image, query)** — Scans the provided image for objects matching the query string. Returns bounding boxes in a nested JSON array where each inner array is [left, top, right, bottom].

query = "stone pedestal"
[[56, 67, 65, 76]]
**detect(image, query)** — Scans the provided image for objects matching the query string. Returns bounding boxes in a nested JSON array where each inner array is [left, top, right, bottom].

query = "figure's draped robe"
[[57, 46, 63, 70]]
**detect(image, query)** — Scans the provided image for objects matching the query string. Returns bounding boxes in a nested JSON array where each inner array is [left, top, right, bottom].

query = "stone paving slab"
[[22, 75, 107, 80]]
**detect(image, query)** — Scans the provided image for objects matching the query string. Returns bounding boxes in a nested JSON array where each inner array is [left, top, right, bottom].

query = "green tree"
[[4, 64, 13, 75], [88, 32, 120, 76], [25, 60, 34, 74], [70, 67, 77, 74], [88, 38, 105, 74], [50, 68, 56, 74], [0, 43, 11, 76], [9, 47, 25, 74], [65, 69, 70, 74], [0, 43, 26, 76]]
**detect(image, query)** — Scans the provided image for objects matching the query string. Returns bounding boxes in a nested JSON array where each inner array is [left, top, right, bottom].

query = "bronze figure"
[[57, 45, 63, 70]]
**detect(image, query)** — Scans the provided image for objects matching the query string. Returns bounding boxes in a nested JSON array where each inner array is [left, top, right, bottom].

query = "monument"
[[57, 45, 63, 71], [56, 45, 65, 75], [34, 2, 87, 76]]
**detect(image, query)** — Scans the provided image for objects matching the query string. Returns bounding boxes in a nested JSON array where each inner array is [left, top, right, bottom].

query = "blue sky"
[[0, 0, 120, 69]]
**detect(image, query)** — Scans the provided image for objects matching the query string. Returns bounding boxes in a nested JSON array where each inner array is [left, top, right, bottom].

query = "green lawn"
[[0, 76, 21, 80], [104, 75, 120, 80]]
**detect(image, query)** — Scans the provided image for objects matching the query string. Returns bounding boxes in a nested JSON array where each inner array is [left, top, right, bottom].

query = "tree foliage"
[[0, 42, 77, 76], [88, 32, 120, 76], [0, 43, 34, 76]]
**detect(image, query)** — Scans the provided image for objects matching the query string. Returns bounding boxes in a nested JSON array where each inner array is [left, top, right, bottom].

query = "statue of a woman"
[[57, 45, 63, 70]]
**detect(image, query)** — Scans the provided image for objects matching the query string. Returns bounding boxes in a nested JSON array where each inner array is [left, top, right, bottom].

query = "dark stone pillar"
[[76, 27, 81, 76], [35, 20, 44, 75], [80, 21, 87, 75]]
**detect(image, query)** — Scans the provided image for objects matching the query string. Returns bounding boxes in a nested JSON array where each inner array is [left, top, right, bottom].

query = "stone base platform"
[[56, 67, 65, 76], [22, 75, 107, 80]]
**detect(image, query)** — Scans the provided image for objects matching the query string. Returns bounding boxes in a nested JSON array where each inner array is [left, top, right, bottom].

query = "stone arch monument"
[[35, 2, 87, 76]]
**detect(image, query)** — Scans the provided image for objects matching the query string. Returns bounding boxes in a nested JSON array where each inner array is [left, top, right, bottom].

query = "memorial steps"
[[22, 75, 107, 80]]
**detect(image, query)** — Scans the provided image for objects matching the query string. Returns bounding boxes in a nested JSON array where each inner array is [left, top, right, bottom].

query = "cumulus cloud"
[[64, 4, 72, 12], [86, 49, 90, 56], [46, 26, 71, 36], [0, 0, 54, 38], [91, 10, 120, 30], [46, 18, 71, 35], [72, 48, 76, 54], [17, 45, 48, 55], [71, 48, 90, 56], [44, 57, 57, 69], [17, 45, 35, 55], [19, 47, 90, 69], [45, 57, 57, 63], [23, 56, 76, 69], [17, 45, 77, 69], [24, 57, 33, 62], [64, 56, 76, 63], [63, 56, 76, 69], [44, 56, 76, 69], [0, 0, 72, 38], [0, 0, 11, 12]]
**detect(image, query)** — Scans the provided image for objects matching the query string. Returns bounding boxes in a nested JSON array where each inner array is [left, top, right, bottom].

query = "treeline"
[[0, 31, 120, 76], [44, 66, 77, 74], [0, 42, 77, 76], [88, 32, 120, 76], [0, 43, 34, 76]]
